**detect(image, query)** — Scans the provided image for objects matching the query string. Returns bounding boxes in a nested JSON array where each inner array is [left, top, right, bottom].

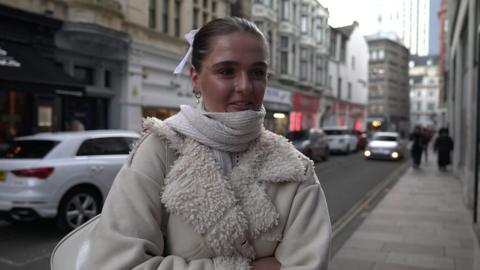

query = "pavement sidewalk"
[[330, 152, 474, 270]]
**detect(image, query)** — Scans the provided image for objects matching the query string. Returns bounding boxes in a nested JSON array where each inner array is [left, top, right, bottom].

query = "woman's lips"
[[229, 102, 253, 111]]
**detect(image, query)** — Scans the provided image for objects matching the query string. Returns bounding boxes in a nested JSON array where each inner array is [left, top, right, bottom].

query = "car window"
[[324, 130, 348, 135], [373, 136, 398, 142], [76, 137, 137, 156], [2, 140, 59, 159]]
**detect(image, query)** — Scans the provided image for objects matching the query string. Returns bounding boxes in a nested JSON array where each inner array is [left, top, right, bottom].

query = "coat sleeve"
[[81, 133, 250, 270], [274, 162, 332, 270]]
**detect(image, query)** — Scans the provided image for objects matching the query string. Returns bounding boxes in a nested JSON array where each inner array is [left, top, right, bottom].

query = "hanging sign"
[[0, 46, 21, 67]]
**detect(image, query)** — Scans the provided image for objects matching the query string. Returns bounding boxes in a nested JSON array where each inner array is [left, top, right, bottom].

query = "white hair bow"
[[173, 29, 199, 74]]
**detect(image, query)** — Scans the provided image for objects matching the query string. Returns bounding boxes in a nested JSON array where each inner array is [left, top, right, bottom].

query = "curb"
[[331, 160, 410, 243]]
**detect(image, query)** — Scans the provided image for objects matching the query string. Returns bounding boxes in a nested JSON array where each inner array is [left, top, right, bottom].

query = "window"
[[281, 0, 289, 20], [149, 0, 157, 29], [203, 0, 208, 8], [104, 70, 111, 88], [351, 56, 355, 69], [193, 8, 198, 29], [300, 5, 308, 33], [301, 15, 308, 33], [212, 1, 217, 13], [316, 56, 323, 85], [378, 49, 385, 59], [337, 77, 342, 99], [174, 0, 181, 37], [427, 102, 435, 111], [3, 140, 59, 159], [348, 82, 352, 99], [417, 101, 421, 111], [300, 48, 308, 80], [162, 0, 169, 33], [77, 137, 137, 156], [315, 18, 322, 43], [74, 66, 94, 85], [280, 36, 289, 74], [340, 38, 346, 63]]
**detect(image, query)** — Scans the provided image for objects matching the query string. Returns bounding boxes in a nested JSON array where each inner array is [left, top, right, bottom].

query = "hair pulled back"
[[191, 17, 268, 71]]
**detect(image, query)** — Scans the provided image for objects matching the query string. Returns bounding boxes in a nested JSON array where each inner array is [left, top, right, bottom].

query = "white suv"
[[323, 126, 358, 154], [0, 130, 140, 231]]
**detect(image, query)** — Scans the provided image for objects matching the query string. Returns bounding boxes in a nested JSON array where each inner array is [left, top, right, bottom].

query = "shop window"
[[73, 66, 94, 85]]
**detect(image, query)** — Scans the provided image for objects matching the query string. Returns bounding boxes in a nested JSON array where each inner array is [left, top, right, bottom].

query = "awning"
[[0, 41, 84, 94]]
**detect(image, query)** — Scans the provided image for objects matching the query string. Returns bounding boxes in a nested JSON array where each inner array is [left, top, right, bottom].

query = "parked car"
[[353, 130, 368, 150], [286, 128, 330, 162], [0, 130, 140, 231], [364, 131, 406, 160], [323, 126, 358, 154]]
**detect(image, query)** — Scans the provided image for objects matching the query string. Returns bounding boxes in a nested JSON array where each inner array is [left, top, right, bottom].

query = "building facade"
[[374, 0, 431, 56], [409, 55, 440, 130], [251, 0, 329, 134], [366, 34, 410, 136], [0, 0, 240, 135], [444, 0, 480, 267], [324, 22, 368, 130]]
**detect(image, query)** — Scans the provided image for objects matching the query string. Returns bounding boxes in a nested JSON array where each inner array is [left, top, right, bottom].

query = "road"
[[0, 152, 406, 269]]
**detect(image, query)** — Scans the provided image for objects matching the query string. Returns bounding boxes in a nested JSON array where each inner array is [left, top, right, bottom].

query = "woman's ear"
[[190, 65, 200, 92]]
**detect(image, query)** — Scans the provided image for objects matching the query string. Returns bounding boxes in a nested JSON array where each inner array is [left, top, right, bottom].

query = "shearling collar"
[[142, 117, 309, 259]]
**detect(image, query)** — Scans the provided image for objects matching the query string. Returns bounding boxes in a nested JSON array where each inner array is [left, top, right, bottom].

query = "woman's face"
[[190, 32, 268, 112]]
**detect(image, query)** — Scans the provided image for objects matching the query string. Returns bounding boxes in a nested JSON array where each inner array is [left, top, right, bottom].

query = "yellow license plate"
[[0, 171, 5, 181]]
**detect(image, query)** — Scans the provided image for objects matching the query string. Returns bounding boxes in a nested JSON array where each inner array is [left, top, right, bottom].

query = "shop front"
[[263, 86, 292, 135], [330, 100, 367, 130], [0, 5, 85, 152], [290, 93, 320, 131]]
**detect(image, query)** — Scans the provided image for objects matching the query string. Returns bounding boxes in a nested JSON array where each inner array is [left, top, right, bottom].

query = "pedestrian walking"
[[410, 126, 426, 168], [52, 17, 331, 270], [434, 127, 454, 171], [422, 127, 433, 162]]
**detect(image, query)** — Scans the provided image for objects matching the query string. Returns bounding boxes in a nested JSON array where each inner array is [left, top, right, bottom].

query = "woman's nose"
[[235, 72, 254, 94]]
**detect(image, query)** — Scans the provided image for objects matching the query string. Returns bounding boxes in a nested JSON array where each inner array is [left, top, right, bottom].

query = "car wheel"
[[57, 187, 102, 232]]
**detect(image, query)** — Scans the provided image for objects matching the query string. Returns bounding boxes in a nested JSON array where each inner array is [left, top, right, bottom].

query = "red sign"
[[292, 93, 319, 113]]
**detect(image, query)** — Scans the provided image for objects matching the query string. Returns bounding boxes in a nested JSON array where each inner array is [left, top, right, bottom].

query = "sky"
[[321, 0, 441, 55], [320, 0, 379, 35]]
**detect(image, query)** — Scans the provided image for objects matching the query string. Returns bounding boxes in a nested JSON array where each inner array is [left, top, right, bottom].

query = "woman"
[[410, 126, 425, 168], [434, 128, 454, 171], [54, 17, 331, 270]]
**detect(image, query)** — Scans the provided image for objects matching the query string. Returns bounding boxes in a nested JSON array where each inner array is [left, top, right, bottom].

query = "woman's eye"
[[218, 68, 235, 76], [251, 69, 267, 78]]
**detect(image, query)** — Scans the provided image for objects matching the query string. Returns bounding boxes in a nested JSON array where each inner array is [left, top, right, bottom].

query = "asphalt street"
[[0, 152, 406, 269]]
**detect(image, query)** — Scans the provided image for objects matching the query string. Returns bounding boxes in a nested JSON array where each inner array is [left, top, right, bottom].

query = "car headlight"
[[364, 150, 371, 157], [391, 152, 399, 159]]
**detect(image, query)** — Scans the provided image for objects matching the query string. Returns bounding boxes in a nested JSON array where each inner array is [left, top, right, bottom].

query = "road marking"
[[332, 161, 410, 238]]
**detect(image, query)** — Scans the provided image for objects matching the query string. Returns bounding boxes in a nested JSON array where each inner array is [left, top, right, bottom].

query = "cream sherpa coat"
[[71, 118, 331, 269]]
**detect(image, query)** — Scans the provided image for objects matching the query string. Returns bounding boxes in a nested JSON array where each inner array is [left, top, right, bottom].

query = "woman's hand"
[[251, 257, 280, 270]]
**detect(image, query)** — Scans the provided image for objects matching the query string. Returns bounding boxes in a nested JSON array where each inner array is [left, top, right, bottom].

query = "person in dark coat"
[[410, 126, 426, 168], [434, 128, 454, 171]]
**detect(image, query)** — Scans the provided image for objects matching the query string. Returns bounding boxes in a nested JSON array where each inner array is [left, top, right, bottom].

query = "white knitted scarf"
[[165, 104, 266, 175]]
